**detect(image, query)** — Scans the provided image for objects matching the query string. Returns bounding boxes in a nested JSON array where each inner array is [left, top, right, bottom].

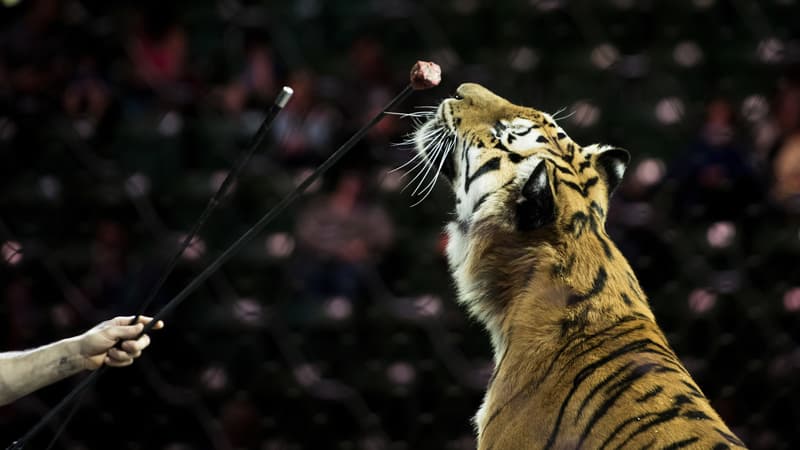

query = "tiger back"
[[412, 83, 747, 449]]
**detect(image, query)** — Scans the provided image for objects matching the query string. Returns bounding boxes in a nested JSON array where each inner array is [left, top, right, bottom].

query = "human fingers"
[[106, 348, 134, 366], [121, 316, 165, 330], [108, 316, 164, 330], [104, 355, 134, 367], [104, 323, 144, 341], [136, 317, 165, 330], [108, 316, 137, 326], [120, 334, 151, 357]]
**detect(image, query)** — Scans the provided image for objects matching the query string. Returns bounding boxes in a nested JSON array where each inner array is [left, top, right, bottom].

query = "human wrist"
[[58, 336, 91, 373]]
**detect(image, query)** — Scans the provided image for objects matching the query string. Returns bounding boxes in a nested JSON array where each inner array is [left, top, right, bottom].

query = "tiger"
[[411, 83, 747, 449]]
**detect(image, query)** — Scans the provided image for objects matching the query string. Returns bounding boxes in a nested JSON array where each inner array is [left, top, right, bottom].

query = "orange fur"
[[414, 84, 747, 449]]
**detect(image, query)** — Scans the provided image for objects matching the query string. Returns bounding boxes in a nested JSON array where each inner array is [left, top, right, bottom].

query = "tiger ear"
[[590, 146, 630, 196], [517, 160, 555, 230]]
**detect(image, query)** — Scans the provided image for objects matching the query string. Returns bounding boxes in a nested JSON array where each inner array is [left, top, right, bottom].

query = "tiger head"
[[413, 83, 634, 341], [414, 82, 629, 236]]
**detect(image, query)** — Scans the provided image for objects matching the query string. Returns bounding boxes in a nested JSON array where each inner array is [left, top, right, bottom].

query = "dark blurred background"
[[1, 0, 800, 448]]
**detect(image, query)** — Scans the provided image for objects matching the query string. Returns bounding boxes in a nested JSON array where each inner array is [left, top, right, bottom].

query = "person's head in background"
[[775, 79, 800, 135], [772, 132, 800, 214]]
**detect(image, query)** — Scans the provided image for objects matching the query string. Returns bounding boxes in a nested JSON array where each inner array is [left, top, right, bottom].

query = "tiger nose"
[[455, 83, 509, 106]]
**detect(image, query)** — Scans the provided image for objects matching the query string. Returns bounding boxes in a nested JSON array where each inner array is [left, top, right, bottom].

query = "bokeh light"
[[783, 288, 800, 312], [293, 364, 321, 387], [386, 361, 416, 385], [741, 94, 770, 123], [414, 294, 442, 317], [1, 240, 22, 265], [688, 288, 717, 314], [673, 41, 704, 68], [509, 47, 539, 72], [201, 365, 229, 391], [378, 166, 405, 192], [570, 100, 601, 128], [209, 170, 235, 195], [158, 111, 183, 136], [232, 297, 263, 325], [125, 173, 151, 197], [707, 221, 736, 249], [324, 296, 353, 321], [590, 44, 619, 70], [757, 38, 784, 64], [265, 232, 295, 258], [634, 158, 666, 187], [38, 175, 61, 201], [178, 234, 206, 261], [654, 97, 685, 125]]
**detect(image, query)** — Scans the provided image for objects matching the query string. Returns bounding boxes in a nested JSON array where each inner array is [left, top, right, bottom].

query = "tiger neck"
[[446, 219, 654, 362]]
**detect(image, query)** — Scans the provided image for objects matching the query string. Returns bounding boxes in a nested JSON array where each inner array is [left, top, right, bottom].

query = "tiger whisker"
[[551, 106, 578, 122], [397, 131, 442, 155], [389, 149, 427, 173], [384, 111, 436, 118], [554, 110, 577, 122], [416, 134, 457, 202], [399, 132, 444, 187], [415, 134, 454, 199], [411, 139, 454, 206], [405, 136, 445, 194], [551, 106, 568, 120], [405, 148, 440, 195], [390, 126, 441, 148]]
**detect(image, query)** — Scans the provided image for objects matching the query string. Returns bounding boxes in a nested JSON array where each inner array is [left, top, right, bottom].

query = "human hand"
[[77, 316, 164, 370]]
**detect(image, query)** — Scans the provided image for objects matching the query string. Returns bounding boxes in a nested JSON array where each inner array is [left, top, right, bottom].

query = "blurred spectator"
[[63, 56, 111, 122], [1, 0, 67, 98], [218, 39, 282, 114], [347, 37, 400, 143], [220, 393, 260, 448], [755, 79, 800, 213], [127, 6, 192, 106], [4, 278, 42, 351], [349, 37, 392, 88], [294, 171, 394, 300], [665, 97, 762, 221], [271, 69, 341, 165], [0, 0, 69, 172], [62, 53, 116, 144], [759, 79, 800, 162], [770, 133, 800, 214], [83, 221, 131, 312]]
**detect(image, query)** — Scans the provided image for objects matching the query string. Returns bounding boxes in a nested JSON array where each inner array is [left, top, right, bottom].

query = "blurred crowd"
[[2, 0, 800, 449]]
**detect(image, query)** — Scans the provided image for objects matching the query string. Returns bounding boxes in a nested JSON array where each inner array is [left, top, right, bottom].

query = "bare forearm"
[[0, 337, 86, 406], [0, 315, 163, 406]]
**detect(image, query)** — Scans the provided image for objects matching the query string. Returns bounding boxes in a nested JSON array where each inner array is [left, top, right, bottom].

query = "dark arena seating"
[[1, 0, 800, 448]]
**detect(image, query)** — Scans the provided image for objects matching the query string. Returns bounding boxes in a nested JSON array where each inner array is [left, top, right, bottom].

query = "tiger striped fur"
[[412, 83, 747, 449]]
